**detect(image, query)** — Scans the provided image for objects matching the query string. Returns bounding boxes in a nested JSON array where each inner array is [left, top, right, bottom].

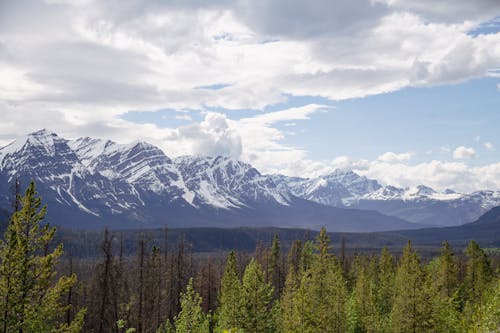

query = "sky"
[[0, 0, 500, 192]]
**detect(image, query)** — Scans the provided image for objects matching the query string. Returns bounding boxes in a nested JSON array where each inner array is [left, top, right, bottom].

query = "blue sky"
[[1, 0, 500, 191], [123, 77, 499, 166]]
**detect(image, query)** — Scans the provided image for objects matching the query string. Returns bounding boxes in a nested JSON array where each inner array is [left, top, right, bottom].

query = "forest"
[[1, 182, 499, 332]]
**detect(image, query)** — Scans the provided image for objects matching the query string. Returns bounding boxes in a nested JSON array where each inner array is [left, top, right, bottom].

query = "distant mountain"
[[0, 130, 421, 232], [273, 172, 500, 226], [386, 205, 500, 247]]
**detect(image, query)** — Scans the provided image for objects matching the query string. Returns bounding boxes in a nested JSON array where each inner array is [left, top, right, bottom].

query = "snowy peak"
[[0, 129, 63, 158], [174, 155, 290, 209], [68, 137, 115, 167], [0, 130, 82, 179], [276, 169, 382, 207]]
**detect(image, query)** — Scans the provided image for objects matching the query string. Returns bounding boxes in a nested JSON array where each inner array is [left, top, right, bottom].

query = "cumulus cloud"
[[377, 151, 413, 163], [453, 146, 476, 159], [165, 112, 242, 158], [356, 160, 500, 192]]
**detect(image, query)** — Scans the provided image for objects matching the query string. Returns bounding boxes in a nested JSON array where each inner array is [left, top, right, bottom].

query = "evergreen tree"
[[391, 241, 433, 333], [269, 234, 282, 299], [464, 240, 493, 304], [0, 181, 85, 332], [289, 227, 347, 333], [435, 241, 459, 298], [281, 265, 306, 333], [376, 247, 394, 331], [287, 240, 302, 276], [174, 278, 209, 333], [215, 251, 243, 333], [300, 240, 314, 273], [241, 258, 274, 333]]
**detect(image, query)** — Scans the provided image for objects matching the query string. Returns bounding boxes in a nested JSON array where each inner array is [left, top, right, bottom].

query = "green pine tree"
[[438, 241, 459, 297], [375, 247, 394, 331], [241, 258, 274, 333], [269, 234, 282, 299], [0, 181, 85, 332], [215, 251, 243, 333], [391, 241, 433, 333], [290, 227, 347, 333], [464, 240, 493, 304], [174, 278, 209, 333]]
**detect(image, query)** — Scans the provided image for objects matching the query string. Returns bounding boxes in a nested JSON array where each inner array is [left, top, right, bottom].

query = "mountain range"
[[0, 129, 498, 231]]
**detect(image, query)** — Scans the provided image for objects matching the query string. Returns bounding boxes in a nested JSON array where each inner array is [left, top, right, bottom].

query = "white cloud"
[[165, 112, 242, 158], [0, 0, 499, 115], [0, 0, 499, 193], [377, 151, 413, 163], [453, 146, 476, 159], [484, 142, 495, 151], [356, 160, 500, 192]]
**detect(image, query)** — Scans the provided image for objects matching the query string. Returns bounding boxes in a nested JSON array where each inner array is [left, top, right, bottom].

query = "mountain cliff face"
[[0, 130, 497, 230]]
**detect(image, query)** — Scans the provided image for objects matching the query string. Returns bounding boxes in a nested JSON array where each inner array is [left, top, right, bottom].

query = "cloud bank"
[[0, 0, 499, 192]]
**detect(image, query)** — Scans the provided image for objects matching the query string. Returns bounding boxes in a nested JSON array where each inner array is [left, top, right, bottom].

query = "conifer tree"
[[215, 251, 243, 333], [300, 240, 314, 273], [391, 241, 433, 333], [376, 247, 394, 319], [464, 240, 493, 304], [269, 234, 282, 299], [291, 227, 347, 333], [347, 256, 378, 333], [287, 240, 302, 276], [435, 241, 459, 298], [241, 258, 274, 333], [0, 181, 85, 332], [174, 278, 209, 333], [281, 264, 308, 333]]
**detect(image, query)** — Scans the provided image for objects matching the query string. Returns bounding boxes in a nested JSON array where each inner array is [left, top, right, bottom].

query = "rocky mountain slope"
[[0, 130, 422, 232], [272, 171, 500, 226]]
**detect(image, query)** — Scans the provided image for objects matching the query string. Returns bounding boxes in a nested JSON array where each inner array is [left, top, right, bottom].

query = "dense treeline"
[[1, 183, 500, 332]]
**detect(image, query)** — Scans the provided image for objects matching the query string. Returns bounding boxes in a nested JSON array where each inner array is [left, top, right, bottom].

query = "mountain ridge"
[[1, 129, 498, 230]]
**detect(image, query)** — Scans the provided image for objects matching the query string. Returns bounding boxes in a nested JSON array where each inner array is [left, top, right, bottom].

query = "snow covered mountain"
[[273, 172, 500, 226], [1, 130, 497, 230], [0, 130, 422, 232]]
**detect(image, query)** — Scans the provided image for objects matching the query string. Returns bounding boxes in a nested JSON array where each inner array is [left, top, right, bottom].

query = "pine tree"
[[241, 258, 274, 333], [391, 241, 435, 333], [289, 227, 347, 333], [464, 240, 493, 304], [215, 251, 243, 333], [375, 248, 394, 331], [269, 234, 282, 299], [0, 181, 85, 332], [174, 278, 209, 333], [347, 256, 378, 333], [435, 241, 459, 298], [281, 265, 306, 333], [287, 240, 302, 276]]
